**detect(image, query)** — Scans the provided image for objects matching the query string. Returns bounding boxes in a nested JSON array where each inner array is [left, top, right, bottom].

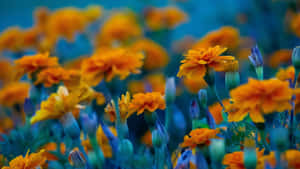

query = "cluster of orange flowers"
[[181, 128, 219, 148]]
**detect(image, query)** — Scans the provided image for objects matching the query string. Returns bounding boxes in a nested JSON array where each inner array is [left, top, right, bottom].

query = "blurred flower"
[[181, 128, 219, 148], [105, 92, 132, 123], [141, 130, 152, 147], [222, 150, 263, 169], [284, 150, 300, 169], [15, 52, 58, 78], [35, 67, 70, 87], [97, 11, 142, 46], [128, 73, 166, 94], [268, 49, 292, 68], [144, 6, 187, 31], [183, 75, 207, 94], [237, 48, 251, 60], [83, 5, 103, 22], [129, 92, 166, 115], [81, 47, 144, 86], [0, 117, 14, 133], [177, 46, 235, 79], [291, 13, 300, 38], [0, 82, 30, 107], [0, 60, 18, 85], [172, 36, 196, 54], [128, 80, 146, 94], [208, 100, 230, 125], [276, 66, 296, 83], [30, 86, 80, 124], [2, 150, 46, 169], [228, 78, 293, 123], [193, 26, 240, 50], [131, 38, 169, 70]]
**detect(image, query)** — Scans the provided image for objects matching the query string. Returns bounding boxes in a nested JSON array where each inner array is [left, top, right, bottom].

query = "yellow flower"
[[193, 26, 240, 50], [35, 67, 70, 87], [222, 150, 264, 169], [81, 47, 144, 86], [276, 66, 296, 83], [15, 52, 58, 77], [180, 128, 219, 149], [0, 82, 30, 107], [131, 39, 169, 70], [105, 92, 132, 123], [145, 6, 187, 31], [129, 92, 166, 115], [96, 126, 117, 158], [268, 49, 292, 68], [228, 78, 293, 123], [177, 46, 235, 78], [97, 11, 142, 46], [30, 86, 80, 124], [2, 150, 46, 169]]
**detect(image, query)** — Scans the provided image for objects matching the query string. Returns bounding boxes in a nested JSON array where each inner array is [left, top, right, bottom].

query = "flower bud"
[[244, 138, 257, 169], [68, 148, 86, 169], [81, 112, 97, 136], [118, 139, 134, 157], [270, 128, 288, 152], [189, 99, 200, 119], [292, 46, 300, 69], [198, 89, 207, 108], [60, 112, 80, 139], [225, 72, 240, 91], [249, 45, 263, 67], [209, 139, 225, 163], [165, 77, 176, 104], [152, 129, 163, 147]]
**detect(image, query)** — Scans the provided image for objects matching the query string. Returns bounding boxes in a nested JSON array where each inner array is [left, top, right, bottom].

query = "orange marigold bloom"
[[193, 26, 240, 50], [208, 100, 230, 125], [268, 49, 292, 68], [2, 150, 46, 169], [35, 67, 70, 87], [276, 66, 296, 83], [145, 6, 187, 31], [284, 150, 300, 169], [15, 52, 58, 77], [177, 46, 235, 78], [131, 39, 169, 70], [228, 78, 293, 123], [81, 47, 144, 86], [0, 27, 23, 52], [222, 150, 264, 169], [97, 11, 142, 46], [105, 92, 132, 123], [183, 75, 207, 94], [0, 60, 18, 84], [0, 82, 30, 107], [180, 128, 219, 148], [129, 92, 166, 115], [96, 126, 117, 158]]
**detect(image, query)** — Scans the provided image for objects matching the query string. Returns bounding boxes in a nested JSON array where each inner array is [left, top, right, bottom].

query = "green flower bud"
[[244, 147, 257, 169], [165, 77, 176, 104], [270, 128, 288, 152], [209, 139, 225, 162], [118, 139, 134, 156], [292, 46, 300, 69], [198, 89, 207, 108], [225, 72, 240, 91]]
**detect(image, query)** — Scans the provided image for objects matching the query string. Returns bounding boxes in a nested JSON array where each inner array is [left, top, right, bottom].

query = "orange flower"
[[222, 150, 264, 169], [208, 100, 230, 125], [0, 117, 14, 133], [145, 73, 166, 94], [128, 80, 146, 94], [193, 26, 240, 50], [129, 92, 166, 115], [284, 150, 300, 169], [0, 60, 18, 84], [268, 49, 292, 68], [0, 27, 23, 52], [276, 66, 295, 83], [228, 78, 293, 123], [0, 82, 30, 107], [131, 39, 169, 70], [35, 67, 70, 87], [15, 52, 58, 77], [2, 150, 46, 169], [105, 92, 132, 123], [291, 13, 300, 38], [97, 11, 142, 46], [96, 126, 117, 158], [81, 47, 144, 86], [43, 142, 66, 160], [177, 46, 235, 78], [141, 130, 152, 147], [183, 75, 207, 94], [145, 6, 187, 31], [180, 128, 219, 148]]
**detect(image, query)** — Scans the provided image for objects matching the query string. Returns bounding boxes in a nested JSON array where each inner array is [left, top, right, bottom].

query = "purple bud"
[[81, 113, 98, 136], [249, 45, 263, 67]]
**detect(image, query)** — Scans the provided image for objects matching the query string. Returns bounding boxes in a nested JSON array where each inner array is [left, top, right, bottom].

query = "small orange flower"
[[81, 47, 144, 86], [268, 49, 292, 68], [0, 27, 23, 52], [180, 128, 219, 148], [145, 6, 187, 31], [284, 150, 300, 169], [35, 67, 70, 87], [131, 39, 169, 70], [105, 92, 132, 123], [141, 130, 152, 147], [97, 11, 142, 46], [228, 78, 293, 123], [2, 150, 46, 169], [223, 150, 264, 169], [0, 82, 30, 107], [208, 100, 230, 125], [15, 52, 58, 77], [276, 66, 295, 83], [193, 26, 240, 50], [291, 13, 300, 38], [177, 46, 235, 78], [129, 92, 166, 115]]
